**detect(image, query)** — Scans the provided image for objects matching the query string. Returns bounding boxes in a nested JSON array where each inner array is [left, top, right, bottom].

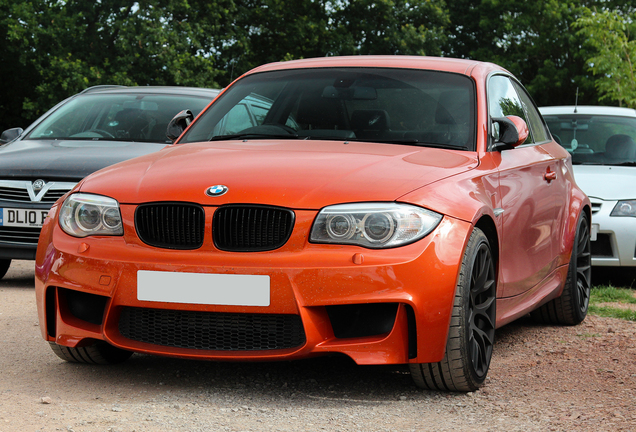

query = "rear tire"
[[0, 259, 11, 280], [48, 341, 133, 364], [531, 211, 591, 325], [410, 227, 496, 392]]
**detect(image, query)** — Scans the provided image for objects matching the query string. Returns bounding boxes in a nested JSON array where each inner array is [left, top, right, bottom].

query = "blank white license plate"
[[137, 270, 270, 306], [0, 208, 48, 228]]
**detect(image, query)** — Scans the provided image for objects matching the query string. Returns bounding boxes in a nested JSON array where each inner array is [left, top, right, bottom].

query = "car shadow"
[[592, 267, 635, 289]]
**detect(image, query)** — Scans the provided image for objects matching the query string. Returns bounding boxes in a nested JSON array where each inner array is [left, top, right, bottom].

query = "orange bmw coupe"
[[35, 56, 591, 392]]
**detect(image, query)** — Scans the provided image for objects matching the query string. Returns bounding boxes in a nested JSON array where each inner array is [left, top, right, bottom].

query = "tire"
[[531, 211, 591, 325], [48, 341, 133, 364], [410, 227, 496, 392], [0, 259, 10, 280]]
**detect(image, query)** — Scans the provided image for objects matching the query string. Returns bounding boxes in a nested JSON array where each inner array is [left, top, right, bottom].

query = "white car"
[[540, 106, 636, 267]]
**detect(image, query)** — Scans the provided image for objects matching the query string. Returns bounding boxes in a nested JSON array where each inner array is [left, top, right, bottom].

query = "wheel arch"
[[474, 215, 499, 278]]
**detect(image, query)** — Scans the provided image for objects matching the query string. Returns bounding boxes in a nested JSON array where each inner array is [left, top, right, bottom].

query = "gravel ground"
[[1, 260, 634, 432]]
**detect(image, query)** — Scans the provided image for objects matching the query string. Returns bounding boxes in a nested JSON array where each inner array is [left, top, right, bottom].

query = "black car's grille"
[[0, 226, 41, 245], [0, 186, 30, 202], [213, 205, 295, 252], [118, 307, 306, 351], [40, 189, 68, 204], [0, 185, 70, 204], [591, 233, 613, 257], [135, 203, 205, 249]]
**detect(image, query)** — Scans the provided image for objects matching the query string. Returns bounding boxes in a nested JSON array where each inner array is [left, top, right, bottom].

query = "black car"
[[0, 85, 220, 279]]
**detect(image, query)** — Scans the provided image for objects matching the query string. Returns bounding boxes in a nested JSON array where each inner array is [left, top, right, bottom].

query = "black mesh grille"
[[213, 205, 294, 252], [118, 307, 306, 351], [0, 226, 41, 245], [135, 203, 204, 249], [591, 233, 613, 258]]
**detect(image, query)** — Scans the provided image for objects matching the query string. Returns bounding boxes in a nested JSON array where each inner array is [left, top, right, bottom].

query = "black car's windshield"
[[543, 114, 636, 165], [180, 68, 476, 150], [27, 93, 214, 143]]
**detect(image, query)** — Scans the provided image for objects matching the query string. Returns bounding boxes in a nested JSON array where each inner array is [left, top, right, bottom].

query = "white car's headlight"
[[59, 193, 123, 237], [610, 200, 636, 217], [310, 203, 442, 249]]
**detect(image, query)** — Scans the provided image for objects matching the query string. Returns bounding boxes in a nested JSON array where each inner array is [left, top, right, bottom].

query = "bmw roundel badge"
[[205, 185, 228, 197]]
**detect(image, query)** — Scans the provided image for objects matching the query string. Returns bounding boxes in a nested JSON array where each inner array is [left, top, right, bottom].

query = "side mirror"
[[491, 116, 529, 150], [0, 127, 24, 144], [166, 110, 194, 142]]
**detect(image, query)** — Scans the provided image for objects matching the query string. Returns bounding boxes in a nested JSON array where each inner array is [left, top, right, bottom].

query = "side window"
[[488, 75, 533, 144], [512, 81, 550, 143]]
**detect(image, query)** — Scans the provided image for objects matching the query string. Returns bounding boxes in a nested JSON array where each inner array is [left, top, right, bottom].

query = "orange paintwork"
[[34, 56, 589, 366]]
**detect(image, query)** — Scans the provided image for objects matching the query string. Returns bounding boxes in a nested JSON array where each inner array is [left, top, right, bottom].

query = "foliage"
[[589, 286, 636, 321], [1, 0, 234, 129], [2, 0, 636, 132], [575, 9, 636, 108], [590, 286, 636, 304], [588, 305, 636, 321]]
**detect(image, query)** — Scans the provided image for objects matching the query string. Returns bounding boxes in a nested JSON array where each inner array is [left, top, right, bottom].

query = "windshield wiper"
[[364, 139, 468, 150], [209, 133, 300, 141]]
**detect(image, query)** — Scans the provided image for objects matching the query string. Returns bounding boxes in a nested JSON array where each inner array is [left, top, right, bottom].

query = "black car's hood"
[[0, 139, 168, 180]]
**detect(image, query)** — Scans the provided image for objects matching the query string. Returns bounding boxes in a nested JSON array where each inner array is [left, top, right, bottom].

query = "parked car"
[[540, 106, 636, 268], [35, 56, 590, 392], [0, 85, 220, 280]]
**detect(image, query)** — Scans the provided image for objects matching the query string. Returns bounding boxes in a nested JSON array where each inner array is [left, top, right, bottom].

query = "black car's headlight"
[[610, 200, 636, 217], [310, 203, 442, 248], [59, 193, 123, 237]]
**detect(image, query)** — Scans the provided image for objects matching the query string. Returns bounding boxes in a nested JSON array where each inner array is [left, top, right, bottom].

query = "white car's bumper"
[[590, 197, 636, 266]]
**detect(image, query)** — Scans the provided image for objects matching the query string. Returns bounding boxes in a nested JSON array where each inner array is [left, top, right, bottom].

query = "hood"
[[573, 165, 636, 200], [0, 139, 168, 180], [80, 140, 478, 209]]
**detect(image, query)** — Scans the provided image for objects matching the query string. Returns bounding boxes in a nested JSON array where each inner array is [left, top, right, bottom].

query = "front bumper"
[[590, 198, 636, 267], [35, 205, 471, 365]]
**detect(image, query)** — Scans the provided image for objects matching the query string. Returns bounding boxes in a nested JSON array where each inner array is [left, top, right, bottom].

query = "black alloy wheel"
[[410, 227, 496, 392], [531, 211, 591, 325]]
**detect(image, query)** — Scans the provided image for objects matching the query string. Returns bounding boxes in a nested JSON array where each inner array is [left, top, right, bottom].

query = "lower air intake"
[[118, 307, 306, 351]]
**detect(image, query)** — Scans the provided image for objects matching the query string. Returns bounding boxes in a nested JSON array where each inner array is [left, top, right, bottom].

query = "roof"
[[80, 86, 221, 97], [539, 105, 636, 118], [245, 55, 508, 78]]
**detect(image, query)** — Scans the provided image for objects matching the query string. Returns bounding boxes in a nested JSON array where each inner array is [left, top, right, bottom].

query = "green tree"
[[443, 0, 635, 107], [575, 8, 636, 108], [216, 0, 449, 84], [332, 0, 449, 56], [1, 0, 234, 131]]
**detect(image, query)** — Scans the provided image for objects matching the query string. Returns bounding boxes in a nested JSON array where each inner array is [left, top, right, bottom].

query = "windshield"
[[27, 93, 214, 143], [543, 114, 636, 166], [180, 68, 476, 150]]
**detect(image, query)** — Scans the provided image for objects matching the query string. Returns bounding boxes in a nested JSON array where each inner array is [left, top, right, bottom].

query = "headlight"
[[610, 200, 636, 217], [59, 193, 123, 237], [310, 203, 442, 248]]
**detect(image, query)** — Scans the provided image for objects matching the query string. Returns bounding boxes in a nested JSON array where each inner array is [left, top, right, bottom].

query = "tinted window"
[[27, 93, 213, 143], [182, 68, 476, 150]]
